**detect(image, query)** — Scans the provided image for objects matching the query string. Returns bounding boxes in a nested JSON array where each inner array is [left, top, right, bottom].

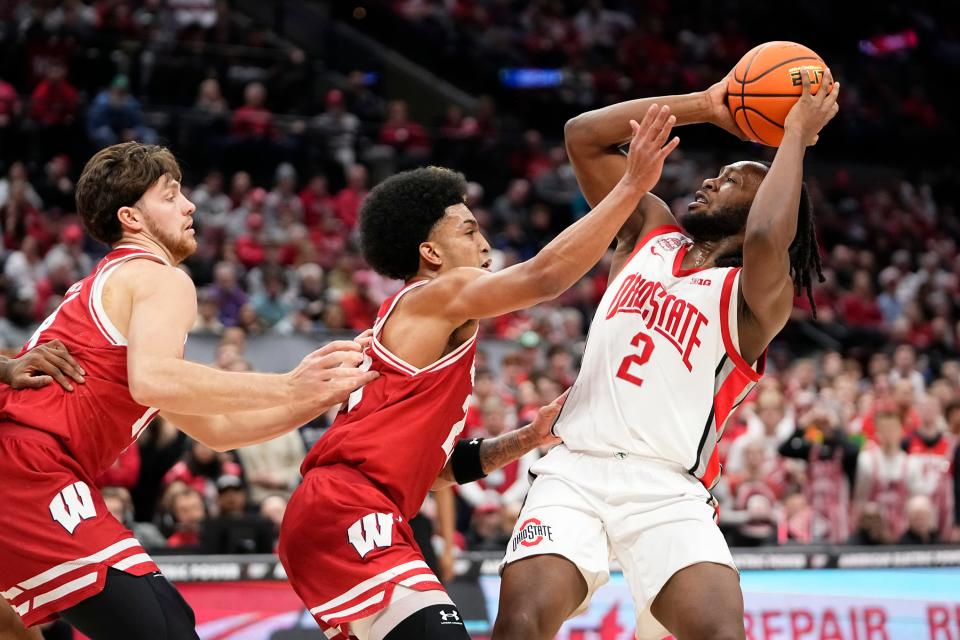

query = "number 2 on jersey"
[[616, 330, 654, 387]]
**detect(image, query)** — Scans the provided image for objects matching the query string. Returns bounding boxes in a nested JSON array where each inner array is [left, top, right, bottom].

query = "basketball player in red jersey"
[[1, 342, 86, 640], [492, 71, 838, 640], [0, 142, 378, 640], [278, 107, 680, 640]]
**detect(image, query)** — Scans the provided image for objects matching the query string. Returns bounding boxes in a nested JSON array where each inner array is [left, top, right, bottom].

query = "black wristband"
[[450, 437, 486, 484]]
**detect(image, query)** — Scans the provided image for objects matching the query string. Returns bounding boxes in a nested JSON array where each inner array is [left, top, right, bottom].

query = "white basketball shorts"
[[501, 444, 737, 640]]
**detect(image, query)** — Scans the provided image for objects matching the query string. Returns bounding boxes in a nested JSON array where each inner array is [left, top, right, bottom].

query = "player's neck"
[[406, 268, 442, 285], [113, 235, 176, 265], [688, 234, 743, 269]]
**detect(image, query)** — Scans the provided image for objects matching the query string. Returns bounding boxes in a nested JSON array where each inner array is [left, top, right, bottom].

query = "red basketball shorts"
[[0, 427, 158, 627], [279, 465, 445, 638]]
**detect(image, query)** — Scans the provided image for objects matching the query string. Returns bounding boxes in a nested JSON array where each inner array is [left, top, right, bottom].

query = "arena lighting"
[[499, 68, 564, 88], [858, 29, 919, 56]]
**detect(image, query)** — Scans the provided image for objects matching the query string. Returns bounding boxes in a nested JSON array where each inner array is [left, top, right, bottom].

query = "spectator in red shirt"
[[166, 489, 206, 549], [379, 99, 431, 169], [332, 163, 369, 230], [300, 174, 335, 229], [0, 75, 21, 155], [860, 380, 922, 442], [339, 270, 378, 331], [231, 82, 276, 139], [163, 439, 242, 504], [29, 62, 78, 127], [235, 210, 267, 269], [841, 269, 883, 328]]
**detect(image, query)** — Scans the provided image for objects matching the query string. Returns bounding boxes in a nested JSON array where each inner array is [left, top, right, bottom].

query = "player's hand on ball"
[[706, 72, 749, 141], [784, 67, 839, 146], [289, 340, 379, 407], [531, 389, 569, 447], [619, 104, 681, 194], [1, 339, 86, 392]]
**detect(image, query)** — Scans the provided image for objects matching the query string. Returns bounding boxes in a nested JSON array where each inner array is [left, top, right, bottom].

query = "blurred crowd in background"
[[1, 0, 960, 566]]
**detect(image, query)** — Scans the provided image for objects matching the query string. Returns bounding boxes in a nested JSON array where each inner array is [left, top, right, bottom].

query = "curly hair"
[[75, 142, 182, 245], [359, 167, 468, 280]]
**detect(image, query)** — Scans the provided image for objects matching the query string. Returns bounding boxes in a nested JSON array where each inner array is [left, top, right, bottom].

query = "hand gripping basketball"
[[619, 104, 680, 194], [784, 67, 840, 147]]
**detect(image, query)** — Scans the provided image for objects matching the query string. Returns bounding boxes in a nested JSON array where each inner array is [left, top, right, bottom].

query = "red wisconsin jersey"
[[0, 246, 165, 478], [301, 280, 476, 519]]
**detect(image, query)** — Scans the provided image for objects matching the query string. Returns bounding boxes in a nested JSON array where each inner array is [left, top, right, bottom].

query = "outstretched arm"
[[428, 105, 679, 326], [740, 69, 839, 354], [432, 391, 566, 490], [160, 333, 376, 451], [125, 262, 375, 414]]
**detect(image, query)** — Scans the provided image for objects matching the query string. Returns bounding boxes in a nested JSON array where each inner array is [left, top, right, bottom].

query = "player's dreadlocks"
[[715, 173, 824, 316]]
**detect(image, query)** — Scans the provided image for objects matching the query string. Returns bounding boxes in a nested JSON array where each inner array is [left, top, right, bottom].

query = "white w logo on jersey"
[[347, 512, 394, 558], [49, 481, 97, 534]]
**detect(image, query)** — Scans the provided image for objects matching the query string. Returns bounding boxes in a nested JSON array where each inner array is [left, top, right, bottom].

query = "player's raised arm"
[[435, 105, 679, 325], [564, 76, 744, 280], [125, 261, 376, 416], [740, 69, 839, 343]]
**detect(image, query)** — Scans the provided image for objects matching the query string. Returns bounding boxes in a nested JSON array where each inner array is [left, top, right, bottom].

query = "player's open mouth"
[[481, 259, 492, 270], [688, 191, 709, 210]]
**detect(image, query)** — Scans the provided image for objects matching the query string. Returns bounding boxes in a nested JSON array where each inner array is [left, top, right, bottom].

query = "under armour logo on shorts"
[[439, 610, 461, 623]]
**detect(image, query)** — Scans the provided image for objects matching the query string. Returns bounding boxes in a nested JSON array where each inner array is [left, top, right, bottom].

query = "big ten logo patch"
[[656, 237, 685, 252], [512, 518, 554, 552], [50, 481, 97, 534], [788, 65, 824, 86], [347, 512, 395, 559]]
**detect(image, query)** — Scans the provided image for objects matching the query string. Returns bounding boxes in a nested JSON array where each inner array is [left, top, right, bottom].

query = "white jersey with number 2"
[[554, 225, 765, 489]]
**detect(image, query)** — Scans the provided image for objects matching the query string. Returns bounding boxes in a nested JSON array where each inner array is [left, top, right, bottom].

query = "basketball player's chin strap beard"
[[439, 425, 543, 486]]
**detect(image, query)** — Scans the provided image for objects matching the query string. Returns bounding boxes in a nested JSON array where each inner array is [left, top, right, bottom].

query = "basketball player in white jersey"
[[492, 70, 839, 640]]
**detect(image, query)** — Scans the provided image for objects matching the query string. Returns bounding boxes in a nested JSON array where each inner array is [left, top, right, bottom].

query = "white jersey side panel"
[[554, 226, 764, 487]]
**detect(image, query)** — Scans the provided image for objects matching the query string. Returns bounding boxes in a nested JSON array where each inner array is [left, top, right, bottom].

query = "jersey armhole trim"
[[719, 268, 764, 382], [623, 224, 684, 269], [371, 280, 477, 377], [88, 252, 167, 346]]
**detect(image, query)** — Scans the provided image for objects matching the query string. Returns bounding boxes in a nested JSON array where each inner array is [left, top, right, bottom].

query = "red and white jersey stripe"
[[554, 226, 764, 489], [1, 537, 155, 624], [309, 560, 441, 637]]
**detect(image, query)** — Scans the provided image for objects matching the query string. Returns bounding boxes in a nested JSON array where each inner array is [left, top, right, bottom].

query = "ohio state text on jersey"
[[554, 225, 765, 489]]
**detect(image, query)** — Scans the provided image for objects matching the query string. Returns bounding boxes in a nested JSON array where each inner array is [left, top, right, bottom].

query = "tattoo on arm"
[[480, 428, 538, 475]]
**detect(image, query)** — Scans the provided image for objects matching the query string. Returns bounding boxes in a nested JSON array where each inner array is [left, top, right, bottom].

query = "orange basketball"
[[727, 41, 828, 147]]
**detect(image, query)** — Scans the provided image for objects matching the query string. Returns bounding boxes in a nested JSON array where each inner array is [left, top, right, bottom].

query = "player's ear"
[[419, 241, 443, 270], [117, 205, 145, 234]]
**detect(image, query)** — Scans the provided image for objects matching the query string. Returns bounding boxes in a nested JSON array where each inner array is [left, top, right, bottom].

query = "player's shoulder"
[[114, 258, 195, 296]]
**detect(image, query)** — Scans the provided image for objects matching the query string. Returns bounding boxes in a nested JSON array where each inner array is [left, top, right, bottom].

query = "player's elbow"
[[563, 114, 594, 150], [128, 360, 176, 408], [128, 373, 164, 407], [202, 434, 232, 453]]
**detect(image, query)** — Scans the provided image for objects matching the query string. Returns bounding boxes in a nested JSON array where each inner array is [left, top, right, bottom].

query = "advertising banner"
[[160, 563, 960, 639]]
